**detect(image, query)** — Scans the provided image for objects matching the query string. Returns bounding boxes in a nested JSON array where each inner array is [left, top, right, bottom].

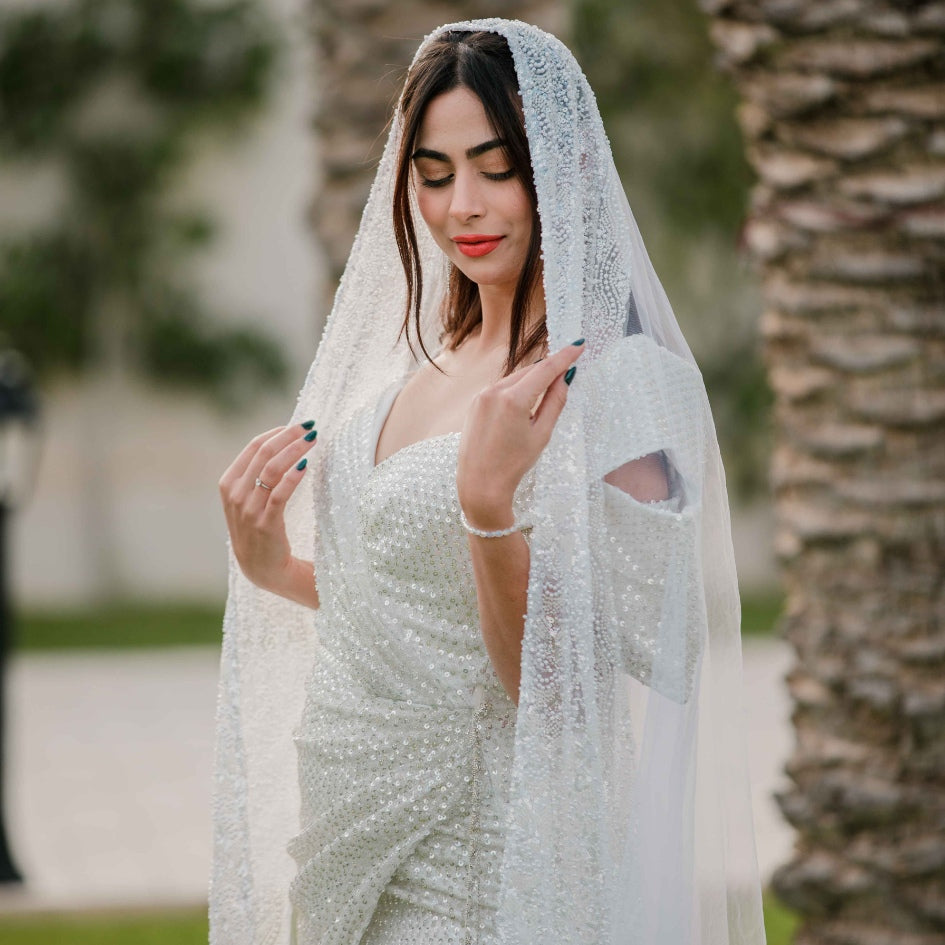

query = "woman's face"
[[411, 86, 533, 295]]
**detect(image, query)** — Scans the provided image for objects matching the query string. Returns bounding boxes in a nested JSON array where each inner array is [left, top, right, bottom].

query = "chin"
[[452, 256, 522, 286]]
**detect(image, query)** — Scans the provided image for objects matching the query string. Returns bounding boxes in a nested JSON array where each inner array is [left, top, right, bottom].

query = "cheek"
[[414, 186, 433, 223], [508, 185, 533, 233], [414, 186, 448, 239], [410, 171, 442, 226]]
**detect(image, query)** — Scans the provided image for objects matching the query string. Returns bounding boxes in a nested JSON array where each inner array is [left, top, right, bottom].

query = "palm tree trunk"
[[700, 1, 945, 942]]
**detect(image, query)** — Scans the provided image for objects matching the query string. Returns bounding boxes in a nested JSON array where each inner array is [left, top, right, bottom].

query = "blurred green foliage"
[[740, 587, 785, 637], [0, 0, 287, 406], [701, 333, 774, 499], [574, 0, 751, 234], [573, 0, 772, 499]]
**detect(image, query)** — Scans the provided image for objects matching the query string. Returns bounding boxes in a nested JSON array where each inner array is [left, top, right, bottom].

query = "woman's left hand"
[[457, 339, 585, 530]]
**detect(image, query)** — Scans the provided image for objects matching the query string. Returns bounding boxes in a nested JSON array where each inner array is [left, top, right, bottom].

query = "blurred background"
[[2, 0, 940, 942], [0, 0, 783, 940]]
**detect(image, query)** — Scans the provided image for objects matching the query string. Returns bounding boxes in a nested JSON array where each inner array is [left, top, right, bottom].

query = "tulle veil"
[[209, 17, 766, 945]]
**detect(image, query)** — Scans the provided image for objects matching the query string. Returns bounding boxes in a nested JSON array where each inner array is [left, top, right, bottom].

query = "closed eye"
[[419, 169, 516, 188]]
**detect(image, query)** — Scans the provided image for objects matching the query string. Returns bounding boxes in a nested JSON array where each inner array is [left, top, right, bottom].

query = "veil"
[[209, 17, 766, 945]]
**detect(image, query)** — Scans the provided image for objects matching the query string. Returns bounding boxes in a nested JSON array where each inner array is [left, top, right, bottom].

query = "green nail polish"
[[571, 337, 585, 346], [564, 365, 577, 385], [296, 458, 308, 471], [300, 420, 315, 430], [304, 429, 318, 442]]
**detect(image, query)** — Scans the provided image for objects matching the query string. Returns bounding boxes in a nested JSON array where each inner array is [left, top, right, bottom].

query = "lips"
[[453, 234, 504, 258]]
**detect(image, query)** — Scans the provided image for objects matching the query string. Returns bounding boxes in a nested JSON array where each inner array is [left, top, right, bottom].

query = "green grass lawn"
[[12, 589, 784, 652], [0, 893, 799, 943], [0, 908, 209, 945], [764, 889, 801, 942], [13, 602, 225, 651]]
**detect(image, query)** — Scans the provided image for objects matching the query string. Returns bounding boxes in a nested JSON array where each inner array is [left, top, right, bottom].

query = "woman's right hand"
[[218, 421, 319, 604]]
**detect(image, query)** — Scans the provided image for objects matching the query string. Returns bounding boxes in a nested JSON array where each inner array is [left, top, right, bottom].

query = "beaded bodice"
[[305, 372, 535, 706], [286, 376, 534, 944]]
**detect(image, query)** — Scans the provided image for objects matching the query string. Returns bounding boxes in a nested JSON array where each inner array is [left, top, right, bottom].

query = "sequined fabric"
[[286, 374, 532, 944]]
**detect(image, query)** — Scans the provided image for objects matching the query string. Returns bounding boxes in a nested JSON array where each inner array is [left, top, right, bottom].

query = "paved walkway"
[[0, 639, 795, 914]]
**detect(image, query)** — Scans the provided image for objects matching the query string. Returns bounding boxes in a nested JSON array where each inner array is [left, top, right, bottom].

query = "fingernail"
[[300, 420, 315, 430], [296, 458, 308, 471], [564, 365, 577, 385], [571, 338, 585, 346], [303, 429, 318, 442]]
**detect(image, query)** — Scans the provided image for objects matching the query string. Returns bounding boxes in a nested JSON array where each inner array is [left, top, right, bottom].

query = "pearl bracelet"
[[459, 507, 530, 538]]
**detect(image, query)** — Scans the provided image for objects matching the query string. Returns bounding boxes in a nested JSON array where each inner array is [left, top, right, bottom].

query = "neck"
[[475, 281, 514, 351], [472, 281, 545, 357]]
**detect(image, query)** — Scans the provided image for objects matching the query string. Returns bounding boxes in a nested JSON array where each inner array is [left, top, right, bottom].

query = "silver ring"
[[254, 477, 273, 491]]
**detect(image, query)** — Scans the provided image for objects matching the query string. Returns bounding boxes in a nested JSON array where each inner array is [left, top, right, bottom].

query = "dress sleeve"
[[596, 481, 705, 704], [581, 334, 711, 705]]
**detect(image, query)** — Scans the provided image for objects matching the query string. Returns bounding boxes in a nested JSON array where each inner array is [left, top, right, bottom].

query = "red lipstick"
[[453, 234, 504, 257]]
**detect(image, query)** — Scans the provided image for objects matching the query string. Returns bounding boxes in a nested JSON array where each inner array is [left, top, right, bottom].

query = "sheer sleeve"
[[596, 473, 704, 704], [583, 333, 710, 705]]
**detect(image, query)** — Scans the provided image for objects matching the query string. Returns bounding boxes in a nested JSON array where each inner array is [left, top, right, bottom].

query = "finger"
[[228, 427, 305, 511], [257, 430, 317, 492], [243, 423, 316, 490], [530, 364, 574, 432], [245, 430, 317, 515], [221, 426, 285, 487], [261, 455, 310, 525], [491, 353, 546, 390], [507, 339, 585, 404]]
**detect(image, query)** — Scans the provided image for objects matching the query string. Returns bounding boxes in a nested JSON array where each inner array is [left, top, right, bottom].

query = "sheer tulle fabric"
[[209, 17, 766, 945]]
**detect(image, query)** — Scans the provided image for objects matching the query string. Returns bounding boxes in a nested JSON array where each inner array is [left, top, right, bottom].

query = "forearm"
[[454, 340, 586, 704], [259, 555, 320, 610], [465, 509, 530, 705]]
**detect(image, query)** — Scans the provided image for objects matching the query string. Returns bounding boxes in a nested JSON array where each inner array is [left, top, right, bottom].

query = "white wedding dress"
[[286, 367, 529, 945], [284, 362, 680, 945], [210, 21, 765, 945]]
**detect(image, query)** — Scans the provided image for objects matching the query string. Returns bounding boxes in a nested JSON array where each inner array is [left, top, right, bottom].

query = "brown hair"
[[391, 30, 546, 377]]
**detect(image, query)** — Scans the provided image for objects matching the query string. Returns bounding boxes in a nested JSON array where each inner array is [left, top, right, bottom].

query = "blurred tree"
[[0, 0, 288, 598], [0, 0, 287, 402], [573, 0, 772, 500], [701, 1, 945, 941]]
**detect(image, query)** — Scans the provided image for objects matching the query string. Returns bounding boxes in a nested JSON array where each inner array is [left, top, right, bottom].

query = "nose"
[[448, 167, 485, 223]]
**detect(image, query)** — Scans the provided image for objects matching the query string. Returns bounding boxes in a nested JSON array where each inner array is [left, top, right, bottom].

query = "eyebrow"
[[411, 137, 506, 162]]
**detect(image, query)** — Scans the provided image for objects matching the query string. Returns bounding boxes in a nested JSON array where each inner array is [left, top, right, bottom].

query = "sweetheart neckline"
[[370, 430, 462, 476], [369, 365, 465, 475]]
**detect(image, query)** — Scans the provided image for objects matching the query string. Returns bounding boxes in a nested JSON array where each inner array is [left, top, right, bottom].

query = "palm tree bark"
[[701, 1, 945, 942]]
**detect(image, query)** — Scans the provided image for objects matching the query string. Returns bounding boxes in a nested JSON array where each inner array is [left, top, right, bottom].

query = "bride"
[[212, 18, 765, 945]]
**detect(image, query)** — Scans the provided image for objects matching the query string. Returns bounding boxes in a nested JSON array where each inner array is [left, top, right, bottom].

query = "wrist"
[[459, 498, 516, 532], [260, 555, 305, 597]]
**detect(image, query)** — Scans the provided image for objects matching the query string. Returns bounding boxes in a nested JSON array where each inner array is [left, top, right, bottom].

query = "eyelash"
[[419, 169, 516, 188]]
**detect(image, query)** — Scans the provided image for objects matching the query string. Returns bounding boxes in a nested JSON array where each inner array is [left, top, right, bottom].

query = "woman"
[[211, 18, 765, 945]]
